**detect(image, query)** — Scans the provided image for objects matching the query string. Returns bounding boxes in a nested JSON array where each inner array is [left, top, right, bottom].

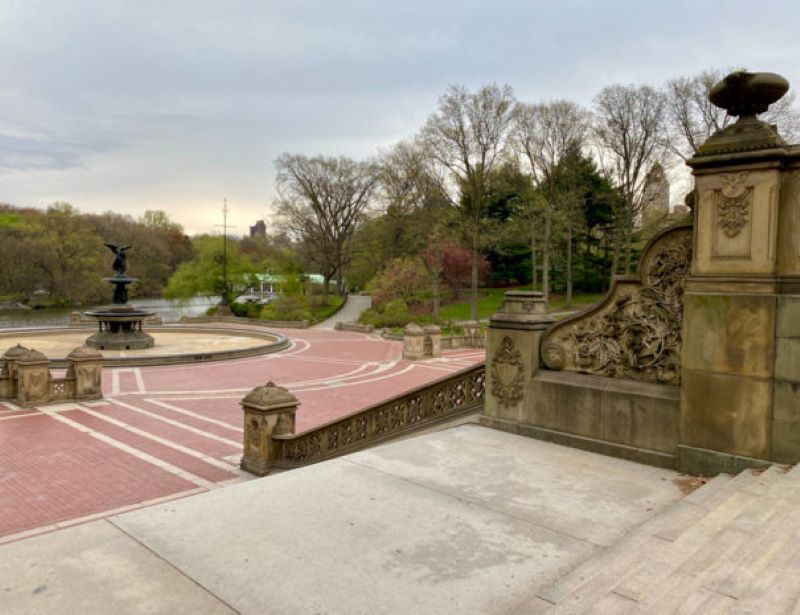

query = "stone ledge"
[[675, 444, 773, 476], [480, 415, 677, 470]]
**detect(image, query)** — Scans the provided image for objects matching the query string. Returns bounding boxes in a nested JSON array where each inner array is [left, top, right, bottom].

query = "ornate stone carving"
[[541, 225, 692, 385], [280, 365, 485, 467], [490, 337, 525, 408], [716, 172, 751, 237]]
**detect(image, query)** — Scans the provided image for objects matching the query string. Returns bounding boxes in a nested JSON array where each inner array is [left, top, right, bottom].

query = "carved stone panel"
[[713, 172, 753, 258], [490, 336, 525, 407], [541, 225, 692, 385]]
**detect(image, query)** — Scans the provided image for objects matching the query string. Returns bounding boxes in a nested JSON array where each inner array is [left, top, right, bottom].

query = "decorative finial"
[[709, 71, 789, 118]]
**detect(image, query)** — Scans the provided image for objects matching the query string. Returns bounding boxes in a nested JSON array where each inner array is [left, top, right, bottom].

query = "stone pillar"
[[15, 349, 51, 407], [1, 344, 29, 399], [240, 381, 299, 476], [679, 71, 800, 473], [402, 323, 425, 360], [484, 291, 554, 424], [66, 346, 104, 400], [463, 320, 481, 347], [424, 325, 442, 358]]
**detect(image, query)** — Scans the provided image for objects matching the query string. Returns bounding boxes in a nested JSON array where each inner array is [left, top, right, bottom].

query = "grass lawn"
[[437, 288, 604, 322], [310, 295, 345, 323]]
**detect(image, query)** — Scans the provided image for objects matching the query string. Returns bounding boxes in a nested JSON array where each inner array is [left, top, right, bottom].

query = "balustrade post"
[[240, 381, 299, 476], [402, 323, 426, 360], [66, 346, 104, 400], [424, 325, 442, 358], [15, 349, 51, 407], [463, 320, 480, 347], [484, 291, 554, 424]]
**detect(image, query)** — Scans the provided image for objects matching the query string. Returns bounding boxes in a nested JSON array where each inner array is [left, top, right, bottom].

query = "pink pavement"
[[0, 327, 484, 543]]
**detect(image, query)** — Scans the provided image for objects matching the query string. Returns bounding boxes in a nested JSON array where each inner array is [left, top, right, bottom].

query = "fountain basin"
[[84, 305, 156, 350]]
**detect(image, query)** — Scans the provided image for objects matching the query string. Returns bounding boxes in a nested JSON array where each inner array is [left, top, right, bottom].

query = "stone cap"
[[2, 344, 30, 360], [67, 346, 104, 361], [489, 291, 554, 330], [423, 325, 441, 334], [16, 348, 49, 364], [241, 381, 299, 412], [404, 323, 425, 336]]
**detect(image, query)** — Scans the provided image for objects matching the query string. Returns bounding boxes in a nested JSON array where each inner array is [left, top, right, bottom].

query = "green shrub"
[[261, 294, 311, 321]]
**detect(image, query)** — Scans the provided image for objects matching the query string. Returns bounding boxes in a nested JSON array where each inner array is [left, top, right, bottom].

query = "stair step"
[[535, 472, 750, 609], [738, 464, 786, 496], [674, 588, 737, 614], [633, 527, 750, 612], [611, 484, 758, 600], [729, 539, 800, 614], [655, 470, 762, 542], [703, 504, 800, 602]]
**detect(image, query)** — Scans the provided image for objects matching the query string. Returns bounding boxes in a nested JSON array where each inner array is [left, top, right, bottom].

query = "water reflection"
[[0, 297, 220, 329]]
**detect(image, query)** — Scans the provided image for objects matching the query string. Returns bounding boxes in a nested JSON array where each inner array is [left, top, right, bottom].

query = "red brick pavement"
[[0, 328, 483, 543]]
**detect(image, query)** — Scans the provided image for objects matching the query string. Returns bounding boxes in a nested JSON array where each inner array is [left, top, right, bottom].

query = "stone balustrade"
[[0, 344, 103, 407], [240, 363, 485, 476]]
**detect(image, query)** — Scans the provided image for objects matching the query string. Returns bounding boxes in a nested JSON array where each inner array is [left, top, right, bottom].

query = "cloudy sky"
[[0, 0, 798, 234]]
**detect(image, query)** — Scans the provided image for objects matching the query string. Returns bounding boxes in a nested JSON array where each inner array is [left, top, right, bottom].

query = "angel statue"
[[104, 244, 132, 276]]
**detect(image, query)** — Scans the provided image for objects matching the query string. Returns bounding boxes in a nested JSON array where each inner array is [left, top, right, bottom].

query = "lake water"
[[0, 297, 219, 329]]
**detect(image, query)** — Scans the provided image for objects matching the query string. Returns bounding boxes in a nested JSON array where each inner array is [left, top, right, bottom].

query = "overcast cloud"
[[0, 0, 798, 234]]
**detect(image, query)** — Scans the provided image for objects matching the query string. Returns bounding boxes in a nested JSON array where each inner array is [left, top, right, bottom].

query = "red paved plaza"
[[0, 328, 484, 543]]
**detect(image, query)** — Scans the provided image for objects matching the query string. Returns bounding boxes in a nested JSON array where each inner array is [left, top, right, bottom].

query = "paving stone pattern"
[[0, 327, 484, 543]]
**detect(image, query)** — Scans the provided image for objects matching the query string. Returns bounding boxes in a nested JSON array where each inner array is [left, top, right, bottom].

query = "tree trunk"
[[470, 233, 479, 321], [542, 212, 551, 303], [336, 269, 344, 297], [432, 245, 441, 319], [530, 224, 537, 291], [323, 274, 330, 305], [566, 227, 573, 307]]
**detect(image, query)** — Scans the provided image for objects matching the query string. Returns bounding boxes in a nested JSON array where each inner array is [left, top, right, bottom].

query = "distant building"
[[249, 220, 266, 238], [641, 163, 670, 215]]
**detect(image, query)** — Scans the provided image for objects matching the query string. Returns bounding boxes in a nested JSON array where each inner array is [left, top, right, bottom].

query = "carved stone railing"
[[540, 224, 693, 385], [1, 344, 103, 407], [240, 363, 485, 475]]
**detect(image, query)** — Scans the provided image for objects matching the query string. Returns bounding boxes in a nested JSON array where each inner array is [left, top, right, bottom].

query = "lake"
[[0, 297, 220, 329]]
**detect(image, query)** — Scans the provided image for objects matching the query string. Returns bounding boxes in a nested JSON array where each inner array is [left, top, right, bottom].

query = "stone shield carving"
[[717, 172, 751, 237], [541, 225, 692, 385], [491, 336, 525, 407]]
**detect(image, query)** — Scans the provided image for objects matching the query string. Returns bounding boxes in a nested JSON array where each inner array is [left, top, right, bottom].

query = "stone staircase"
[[510, 464, 800, 614]]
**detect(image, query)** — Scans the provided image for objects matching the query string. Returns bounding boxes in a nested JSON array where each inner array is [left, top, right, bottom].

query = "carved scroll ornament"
[[541, 225, 693, 385]]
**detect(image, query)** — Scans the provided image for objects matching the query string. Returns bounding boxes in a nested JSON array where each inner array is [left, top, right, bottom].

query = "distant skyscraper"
[[641, 163, 670, 214], [249, 219, 266, 238]]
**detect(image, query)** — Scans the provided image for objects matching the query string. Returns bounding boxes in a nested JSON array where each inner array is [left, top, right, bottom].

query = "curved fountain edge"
[[0, 324, 291, 368]]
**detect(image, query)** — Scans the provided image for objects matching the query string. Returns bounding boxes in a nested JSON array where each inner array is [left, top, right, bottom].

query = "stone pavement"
[[0, 425, 685, 614], [0, 327, 484, 543]]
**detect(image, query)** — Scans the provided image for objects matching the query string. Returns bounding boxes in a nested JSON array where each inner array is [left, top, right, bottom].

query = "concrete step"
[[534, 465, 800, 614], [729, 539, 800, 614], [532, 474, 734, 609]]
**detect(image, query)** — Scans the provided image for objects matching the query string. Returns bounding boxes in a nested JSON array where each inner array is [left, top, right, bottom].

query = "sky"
[[0, 0, 798, 235]]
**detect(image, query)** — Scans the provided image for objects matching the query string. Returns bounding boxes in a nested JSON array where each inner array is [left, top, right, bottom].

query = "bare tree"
[[592, 84, 668, 275], [513, 100, 589, 301], [375, 139, 453, 317], [665, 68, 800, 160], [421, 83, 516, 320], [274, 153, 378, 303]]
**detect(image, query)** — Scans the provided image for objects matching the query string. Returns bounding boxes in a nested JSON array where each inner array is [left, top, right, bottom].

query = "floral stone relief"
[[541, 225, 693, 385]]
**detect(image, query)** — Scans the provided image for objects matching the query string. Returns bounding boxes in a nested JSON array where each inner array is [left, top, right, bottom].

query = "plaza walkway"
[[0, 327, 484, 544], [313, 293, 372, 329], [0, 426, 686, 614]]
